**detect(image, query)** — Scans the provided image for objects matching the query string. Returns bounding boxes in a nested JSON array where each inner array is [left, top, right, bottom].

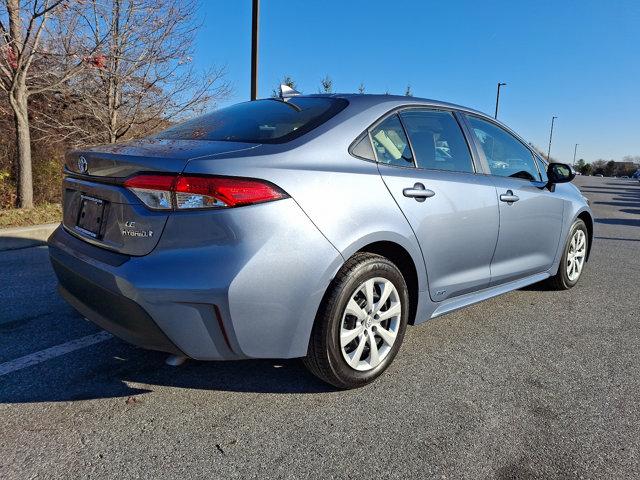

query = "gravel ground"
[[1, 176, 638, 479]]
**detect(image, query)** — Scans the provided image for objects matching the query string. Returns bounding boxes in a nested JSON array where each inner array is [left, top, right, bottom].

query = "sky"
[[194, 0, 640, 164]]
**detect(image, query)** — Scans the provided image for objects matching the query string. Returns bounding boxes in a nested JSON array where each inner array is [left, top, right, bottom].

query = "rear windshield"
[[156, 97, 348, 144]]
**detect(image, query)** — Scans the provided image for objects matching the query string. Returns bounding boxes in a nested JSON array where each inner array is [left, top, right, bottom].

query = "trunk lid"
[[64, 139, 259, 178], [62, 139, 260, 256]]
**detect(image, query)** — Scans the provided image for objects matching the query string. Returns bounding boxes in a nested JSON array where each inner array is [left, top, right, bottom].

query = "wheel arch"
[[333, 233, 427, 325], [576, 210, 594, 261], [355, 241, 420, 325]]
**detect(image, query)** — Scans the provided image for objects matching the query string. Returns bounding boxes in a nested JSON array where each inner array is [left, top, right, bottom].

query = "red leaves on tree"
[[3, 46, 18, 70], [85, 54, 107, 69]]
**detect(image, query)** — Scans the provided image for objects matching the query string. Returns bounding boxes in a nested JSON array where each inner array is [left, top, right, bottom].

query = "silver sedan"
[[49, 93, 593, 388]]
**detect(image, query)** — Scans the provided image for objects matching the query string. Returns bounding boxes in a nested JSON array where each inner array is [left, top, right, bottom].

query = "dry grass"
[[0, 203, 62, 229]]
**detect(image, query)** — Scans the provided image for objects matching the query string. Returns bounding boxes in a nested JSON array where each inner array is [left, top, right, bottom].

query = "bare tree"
[[53, 0, 230, 145], [357, 82, 365, 94], [404, 84, 413, 97], [0, 0, 104, 208]]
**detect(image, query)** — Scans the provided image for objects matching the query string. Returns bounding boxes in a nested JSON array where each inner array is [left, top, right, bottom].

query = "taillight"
[[123, 174, 175, 210], [123, 174, 288, 210]]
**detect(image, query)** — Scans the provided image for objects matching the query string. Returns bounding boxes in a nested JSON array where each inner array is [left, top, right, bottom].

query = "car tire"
[[547, 219, 589, 290], [303, 252, 409, 389]]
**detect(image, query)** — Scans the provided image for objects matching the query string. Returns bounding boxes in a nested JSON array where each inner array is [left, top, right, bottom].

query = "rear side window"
[[350, 134, 376, 161], [370, 114, 414, 168], [156, 97, 348, 144], [465, 115, 541, 181], [400, 110, 474, 173]]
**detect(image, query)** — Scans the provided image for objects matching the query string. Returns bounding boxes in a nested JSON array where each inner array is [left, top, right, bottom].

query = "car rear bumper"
[[50, 247, 184, 356], [48, 198, 344, 360]]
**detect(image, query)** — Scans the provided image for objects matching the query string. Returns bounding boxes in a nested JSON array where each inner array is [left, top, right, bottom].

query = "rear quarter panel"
[[183, 131, 429, 296]]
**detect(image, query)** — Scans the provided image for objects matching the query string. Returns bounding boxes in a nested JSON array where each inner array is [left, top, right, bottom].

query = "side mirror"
[[547, 162, 575, 184]]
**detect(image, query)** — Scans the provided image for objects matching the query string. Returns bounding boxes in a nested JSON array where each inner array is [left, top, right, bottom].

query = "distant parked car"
[[595, 174, 604, 177], [621, 175, 629, 179], [48, 93, 593, 388]]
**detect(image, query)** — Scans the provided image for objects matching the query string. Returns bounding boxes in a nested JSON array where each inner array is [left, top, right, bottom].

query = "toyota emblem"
[[77, 156, 88, 174]]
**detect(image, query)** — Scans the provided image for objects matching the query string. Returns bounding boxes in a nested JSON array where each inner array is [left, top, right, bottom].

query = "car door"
[[372, 108, 500, 301], [462, 114, 564, 285]]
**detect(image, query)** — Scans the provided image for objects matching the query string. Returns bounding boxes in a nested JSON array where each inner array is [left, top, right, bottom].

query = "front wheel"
[[547, 219, 589, 290], [303, 252, 409, 389]]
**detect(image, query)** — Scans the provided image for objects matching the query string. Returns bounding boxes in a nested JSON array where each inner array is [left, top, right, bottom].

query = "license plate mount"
[[75, 195, 106, 239]]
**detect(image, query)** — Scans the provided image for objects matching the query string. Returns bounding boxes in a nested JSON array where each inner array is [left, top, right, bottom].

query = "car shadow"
[[595, 236, 640, 242], [580, 189, 640, 197], [0, 238, 48, 252], [122, 355, 334, 395], [593, 200, 640, 208], [0, 338, 336, 404], [595, 217, 640, 227], [580, 185, 640, 192], [581, 186, 640, 220], [605, 181, 640, 187], [518, 282, 549, 292]]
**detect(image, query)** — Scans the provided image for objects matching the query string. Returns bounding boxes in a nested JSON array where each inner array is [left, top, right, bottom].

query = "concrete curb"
[[0, 223, 59, 251]]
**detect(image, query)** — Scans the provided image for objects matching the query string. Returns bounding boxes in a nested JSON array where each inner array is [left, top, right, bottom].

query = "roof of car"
[[266, 93, 536, 150], [305, 93, 538, 154], [298, 92, 492, 119]]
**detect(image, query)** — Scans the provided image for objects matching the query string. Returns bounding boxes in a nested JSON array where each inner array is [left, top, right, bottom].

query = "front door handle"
[[403, 183, 436, 202], [499, 190, 519, 203]]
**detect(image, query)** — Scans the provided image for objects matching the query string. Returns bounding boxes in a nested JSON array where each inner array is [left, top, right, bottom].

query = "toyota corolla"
[[48, 93, 593, 388]]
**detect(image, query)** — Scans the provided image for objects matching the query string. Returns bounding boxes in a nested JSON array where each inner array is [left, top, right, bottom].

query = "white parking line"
[[0, 331, 113, 377]]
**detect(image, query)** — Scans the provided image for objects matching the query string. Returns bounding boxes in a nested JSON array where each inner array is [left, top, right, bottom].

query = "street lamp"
[[494, 82, 507, 119], [547, 116, 558, 161], [573, 143, 579, 166], [250, 0, 260, 100]]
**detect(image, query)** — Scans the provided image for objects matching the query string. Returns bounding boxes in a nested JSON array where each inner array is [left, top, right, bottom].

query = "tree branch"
[[0, 19, 11, 46]]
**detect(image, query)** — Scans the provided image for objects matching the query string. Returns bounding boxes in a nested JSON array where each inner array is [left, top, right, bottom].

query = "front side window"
[[465, 115, 540, 181], [370, 114, 414, 167], [400, 110, 474, 173], [157, 97, 348, 144], [534, 154, 549, 182]]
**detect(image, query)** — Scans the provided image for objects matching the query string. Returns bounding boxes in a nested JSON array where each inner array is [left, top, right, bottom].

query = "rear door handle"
[[403, 183, 436, 202], [499, 190, 519, 203]]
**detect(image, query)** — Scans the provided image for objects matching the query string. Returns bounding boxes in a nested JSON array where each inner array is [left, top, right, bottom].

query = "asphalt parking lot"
[[1, 176, 639, 479]]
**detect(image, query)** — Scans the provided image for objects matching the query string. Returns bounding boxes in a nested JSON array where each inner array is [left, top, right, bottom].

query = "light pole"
[[547, 116, 557, 161], [573, 143, 579, 166], [494, 82, 506, 119], [250, 0, 259, 100]]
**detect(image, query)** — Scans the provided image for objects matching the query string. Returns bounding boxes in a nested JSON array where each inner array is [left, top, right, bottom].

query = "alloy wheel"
[[566, 229, 586, 281], [340, 277, 401, 371]]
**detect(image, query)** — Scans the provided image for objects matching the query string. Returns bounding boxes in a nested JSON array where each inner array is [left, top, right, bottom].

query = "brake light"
[[123, 174, 288, 210], [174, 176, 287, 208]]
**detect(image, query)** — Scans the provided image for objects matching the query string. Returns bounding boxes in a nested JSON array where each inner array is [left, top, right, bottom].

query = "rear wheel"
[[303, 252, 409, 389], [547, 219, 588, 290]]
